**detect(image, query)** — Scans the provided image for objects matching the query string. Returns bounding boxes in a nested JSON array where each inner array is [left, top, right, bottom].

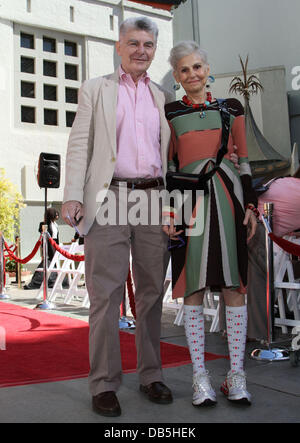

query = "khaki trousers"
[[84, 185, 169, 395]]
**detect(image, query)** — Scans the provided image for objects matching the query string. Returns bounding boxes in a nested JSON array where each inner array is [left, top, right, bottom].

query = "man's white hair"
[[119, 16, 159, 43]]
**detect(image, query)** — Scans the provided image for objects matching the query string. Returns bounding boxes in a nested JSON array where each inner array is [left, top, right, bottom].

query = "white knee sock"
[[226, 305, 247, 373], [183, 305, 206, 376]]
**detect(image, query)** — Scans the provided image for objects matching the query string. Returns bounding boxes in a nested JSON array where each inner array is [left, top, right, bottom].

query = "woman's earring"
[[206, 75, 215, 89], [173, 83, 181, 91]]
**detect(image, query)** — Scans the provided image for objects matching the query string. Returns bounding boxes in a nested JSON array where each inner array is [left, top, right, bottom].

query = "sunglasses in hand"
[[168, 234, 186, 251]]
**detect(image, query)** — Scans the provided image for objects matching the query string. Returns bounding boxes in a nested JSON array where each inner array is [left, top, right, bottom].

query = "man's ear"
[[152, 43, 157, 60], [115, 40, 121, 57]]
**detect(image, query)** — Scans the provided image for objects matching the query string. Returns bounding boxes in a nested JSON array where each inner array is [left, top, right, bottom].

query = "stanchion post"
[[16, 236, 21, 289], [35, 188, 56, 310], [264, 202, 278, 346], [250, 202, 289, 361], [42, 224, 48, 301], [0, 232, 9, 299]]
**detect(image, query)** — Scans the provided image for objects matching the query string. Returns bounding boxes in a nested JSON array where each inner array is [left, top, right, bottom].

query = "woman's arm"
[[230, 101, 258, 242]]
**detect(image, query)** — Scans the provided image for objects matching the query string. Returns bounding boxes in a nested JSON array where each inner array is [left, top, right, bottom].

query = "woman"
[[24, 208, 60, 289], [163, 41, 258, 407], [39, 208, 60, 260]]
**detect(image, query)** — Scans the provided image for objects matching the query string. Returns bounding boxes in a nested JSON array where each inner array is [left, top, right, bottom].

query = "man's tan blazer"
[[63, 69, 172, 235]]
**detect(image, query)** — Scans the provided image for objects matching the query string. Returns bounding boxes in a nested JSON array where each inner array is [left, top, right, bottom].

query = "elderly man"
[[62, 17, 172, 417]]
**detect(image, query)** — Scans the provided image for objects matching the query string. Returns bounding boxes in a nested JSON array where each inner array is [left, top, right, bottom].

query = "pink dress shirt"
[[114, 66, 162, 179]]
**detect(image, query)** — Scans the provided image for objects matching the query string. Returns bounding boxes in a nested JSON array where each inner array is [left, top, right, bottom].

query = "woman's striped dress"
[[165, 98, 257, 299]]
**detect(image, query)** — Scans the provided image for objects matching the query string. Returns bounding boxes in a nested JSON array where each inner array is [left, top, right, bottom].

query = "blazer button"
[[104, 183, 109, 188], [111, 157, 116, 162]]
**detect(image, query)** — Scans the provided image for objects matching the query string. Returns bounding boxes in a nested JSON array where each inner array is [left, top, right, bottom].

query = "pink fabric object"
[[114, 66, 162, 179], [258, 177, 300, 236]]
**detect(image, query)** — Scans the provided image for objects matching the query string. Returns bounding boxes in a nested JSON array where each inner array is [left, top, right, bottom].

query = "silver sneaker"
[[220, 370, 252, 405], [192, 371, 217, 407]]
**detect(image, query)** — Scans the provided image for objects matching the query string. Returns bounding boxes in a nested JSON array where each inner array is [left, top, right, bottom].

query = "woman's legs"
[[182, 288, 251, 405], [221, 288, 251, 404], [222, 289, 247, 374], [184, 289, 247, 374], [183, 291, 216, 406], [183, 291, 205, 375]]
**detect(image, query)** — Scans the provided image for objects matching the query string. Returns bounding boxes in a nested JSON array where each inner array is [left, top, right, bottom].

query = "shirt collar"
[[119, 65, 151, 85]]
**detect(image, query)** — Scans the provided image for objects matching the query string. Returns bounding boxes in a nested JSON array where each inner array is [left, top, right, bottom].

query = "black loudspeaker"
[[37, 153, 61, 188]]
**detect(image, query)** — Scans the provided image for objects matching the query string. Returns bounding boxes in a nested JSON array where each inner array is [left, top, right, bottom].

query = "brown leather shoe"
[[92, 391, 121, 417], [140, 382, 173, 404]]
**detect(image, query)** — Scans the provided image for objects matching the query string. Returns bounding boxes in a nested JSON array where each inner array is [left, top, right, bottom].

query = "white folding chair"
[[44, 242, 78, 302], [51, 242, 85, 304], [36, 242, 74, 301], [162, 260, 183, 316], [274, 236, 300, 332], [63, 245, 88, 306]]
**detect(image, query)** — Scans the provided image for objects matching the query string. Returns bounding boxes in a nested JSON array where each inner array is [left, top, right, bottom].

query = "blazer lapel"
[[100, 71, 119, 156]]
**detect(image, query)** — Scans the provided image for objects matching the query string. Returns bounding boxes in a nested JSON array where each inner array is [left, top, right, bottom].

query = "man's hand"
[[62, 201, 84, 227]]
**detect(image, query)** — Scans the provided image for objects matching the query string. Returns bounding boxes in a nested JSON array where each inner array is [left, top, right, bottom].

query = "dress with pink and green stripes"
[[165, 98, 257, 299]]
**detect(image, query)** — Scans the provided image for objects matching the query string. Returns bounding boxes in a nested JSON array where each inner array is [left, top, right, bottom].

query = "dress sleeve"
[[230, 102, 258, 207], [162, 121, 179, 224], [167, 121, 178, 172]]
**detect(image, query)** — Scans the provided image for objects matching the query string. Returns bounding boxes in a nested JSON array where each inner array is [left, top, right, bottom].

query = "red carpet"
[[0, 302, 226, 388]]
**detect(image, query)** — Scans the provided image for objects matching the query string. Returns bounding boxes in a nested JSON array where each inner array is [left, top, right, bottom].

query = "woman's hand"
[[230, 145, 240, 172], [243, 208, 257, 243], [162, 218, 184, 240]]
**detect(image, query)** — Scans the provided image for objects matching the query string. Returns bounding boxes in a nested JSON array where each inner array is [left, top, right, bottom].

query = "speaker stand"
[[35, 187, 56, 310]]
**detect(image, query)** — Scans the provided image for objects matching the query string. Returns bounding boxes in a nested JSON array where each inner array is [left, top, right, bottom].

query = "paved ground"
[[0, 280, 300, 425]]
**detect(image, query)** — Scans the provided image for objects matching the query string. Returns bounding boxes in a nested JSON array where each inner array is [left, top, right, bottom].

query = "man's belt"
[[111, 177, 164, 190]]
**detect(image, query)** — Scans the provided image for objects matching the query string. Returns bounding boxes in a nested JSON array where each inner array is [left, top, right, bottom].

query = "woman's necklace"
[[182, 92, 212, 118]]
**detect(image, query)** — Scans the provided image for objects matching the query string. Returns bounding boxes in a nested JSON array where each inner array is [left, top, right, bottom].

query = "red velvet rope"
[[3, 243, 17, 284], [4, 243, 17, 253], [4, 236, 42, 264], [126, 268, 136, 319], [269, 233, 300, 257], [48, 236, 84, 261]]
